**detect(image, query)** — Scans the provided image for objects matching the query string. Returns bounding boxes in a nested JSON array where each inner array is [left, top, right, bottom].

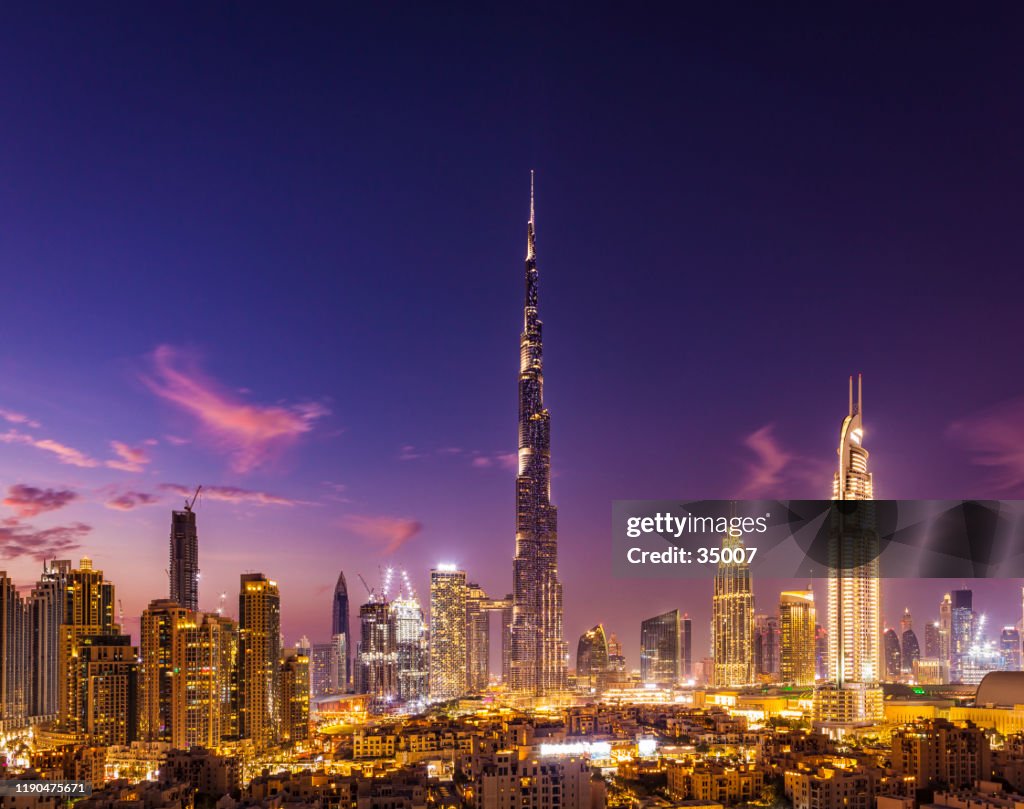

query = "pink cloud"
[[948, 396, 1024, 493], [105, 491, 159, 511], [142, 345, 329, 473], [471, 456, 493, 468], [106, 441, 151, 473], [0, 429, 99, 468], [3, 484, 79, 517], [160, 482, 305, 507], [0, 520, 91, 562], [0, 408, 41, 429], [341, 514, 423, 554], [735, 424, 830, 498]]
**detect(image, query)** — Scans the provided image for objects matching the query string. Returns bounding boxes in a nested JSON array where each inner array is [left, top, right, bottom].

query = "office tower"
[[900, 608, 913, 636], [170, 497, 200, 612], [780, 590, 817, 686], [392, 591, 428, 702], [280, 648, 310, 743], [924, 622, 941, 659], [509, 175, 568, 696], [76, 633, 138, 746], [466, 583, 492, 694], [939, 594, 952, 663], [753, 614, 781, 681], [820, 375, 883, 723], [712, 530, 754, 687], [641, 609, 681, 687], [883, 629, 902, 680], [332, 571, 351, 689], [576, 625, 609, 691], [681, 614, 693, 680], [59, 557, 120, 736], [238, 573, 281, 748], [0, 572, 28, 726], [429, 565, 468, 700], [951, 589, 974, 680], [356, 599, 397, 699], [28, 560, 70, 721], [606, 632, 627, 687], [139, 599, 192, 744], [1001, 627, 1022, 671], [902, 629, 920, 673]]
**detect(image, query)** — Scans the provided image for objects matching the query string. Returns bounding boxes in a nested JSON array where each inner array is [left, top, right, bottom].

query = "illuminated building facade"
[[28, 559, 70, 721], [429, 565, 467, 700], [939, 593, 952, 664], [754, 614, 781, 681], [0, 572, 28, 728], [76, 633, 138, 746], [139, 599, 191, 744], [392, 593, 428, 702], [641, 609, 681, 687], [466, 582, 491, 693], [883, 628, 901, 680], [355, 600, 397, 700], [712, 533, 754, 687], [779, 590, 817, 686], [332, 570, 351, 689], [951, 589, 974, 680], [280, 648, 310, 743], [59, 557, 121, 736], [170, 503, 199, 612], [820, 374, 883, 723], [238, 573, 280, 748], [509, 175, 568, 696], [576, 624, 609, 691]]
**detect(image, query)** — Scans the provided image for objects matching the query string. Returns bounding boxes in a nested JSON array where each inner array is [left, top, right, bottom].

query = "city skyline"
[[4, 6, 1024, 668]]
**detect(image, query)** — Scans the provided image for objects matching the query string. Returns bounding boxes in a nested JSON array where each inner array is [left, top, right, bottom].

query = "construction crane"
[[184, 484, 202, 512], [357, 573, 375, 601]]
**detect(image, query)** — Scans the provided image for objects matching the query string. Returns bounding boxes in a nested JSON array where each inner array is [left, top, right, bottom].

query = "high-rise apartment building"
[[59, 557, 121, 737], [509, 176, 568, 696], [429, 566, 467, 700], [28, 559, 70, 721], [280, 648, 310, 744], [641, 609, 681, 687], [355, 600, 397, 699], [466, 582, 491, 694], [951, 589, 974, 680], [681, 614, 693, 681], [393, 593, 428, 702], [0, 572, 28, 728], [238, 573, 280, 748], [139, 599, 191, 744], [75, 633, 138, 746], [939, 593, 952, 664], [170, 500, 200, 612], [779, 590, 816, 686]]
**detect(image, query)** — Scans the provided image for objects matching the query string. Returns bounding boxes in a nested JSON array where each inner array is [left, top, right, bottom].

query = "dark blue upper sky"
[[3, 4, 1024, 660]]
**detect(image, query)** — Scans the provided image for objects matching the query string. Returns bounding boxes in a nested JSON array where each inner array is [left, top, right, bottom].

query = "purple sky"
[[3, 5, 1024, 668]]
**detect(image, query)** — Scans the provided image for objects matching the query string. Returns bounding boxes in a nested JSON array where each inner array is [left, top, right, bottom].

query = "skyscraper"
[[818, 375, 883, 724], [924, 622, 941, 659], [1000, 627, 1022, 671], [640, 609, 681, 688], [466, 582, 492, 694], [139, 599, 191, 744], [0, 572, 28, 726], [576, 624, 609, 691], [712, 531, 754, 687], [170, 497, 200, 612], [509, 175, 568, 696], [355, 599, 396, 699], [393, 590, 428, 702], [883, 628, 902, 680], [939, 593, 952, 664], [238, 573, 280, 748], [753, 614, 781, 681], [332, 571, 351, 689], [280, 648, 310, 744], [429, 565, 467, 700], [59, 556, 121, 736], [902, 628, 921, 673], [75, 633, 138, 746], [681, 614, 693, 681], [951, 589, 974, 681], [779, 590, 816, 686], [28, 559, 70, 721]]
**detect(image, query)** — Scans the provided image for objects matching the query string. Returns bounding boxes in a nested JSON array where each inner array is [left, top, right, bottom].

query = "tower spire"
[[526, 171, 537, 261]]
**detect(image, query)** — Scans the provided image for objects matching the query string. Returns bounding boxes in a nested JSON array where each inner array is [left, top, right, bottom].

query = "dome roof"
[[975, 671, 1024, 707]]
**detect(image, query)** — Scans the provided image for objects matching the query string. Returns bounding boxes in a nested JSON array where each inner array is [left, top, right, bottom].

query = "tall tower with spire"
[[816, 374, 883, 725], [509, 173, 568, 696], [332, 571, 351, 689]]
